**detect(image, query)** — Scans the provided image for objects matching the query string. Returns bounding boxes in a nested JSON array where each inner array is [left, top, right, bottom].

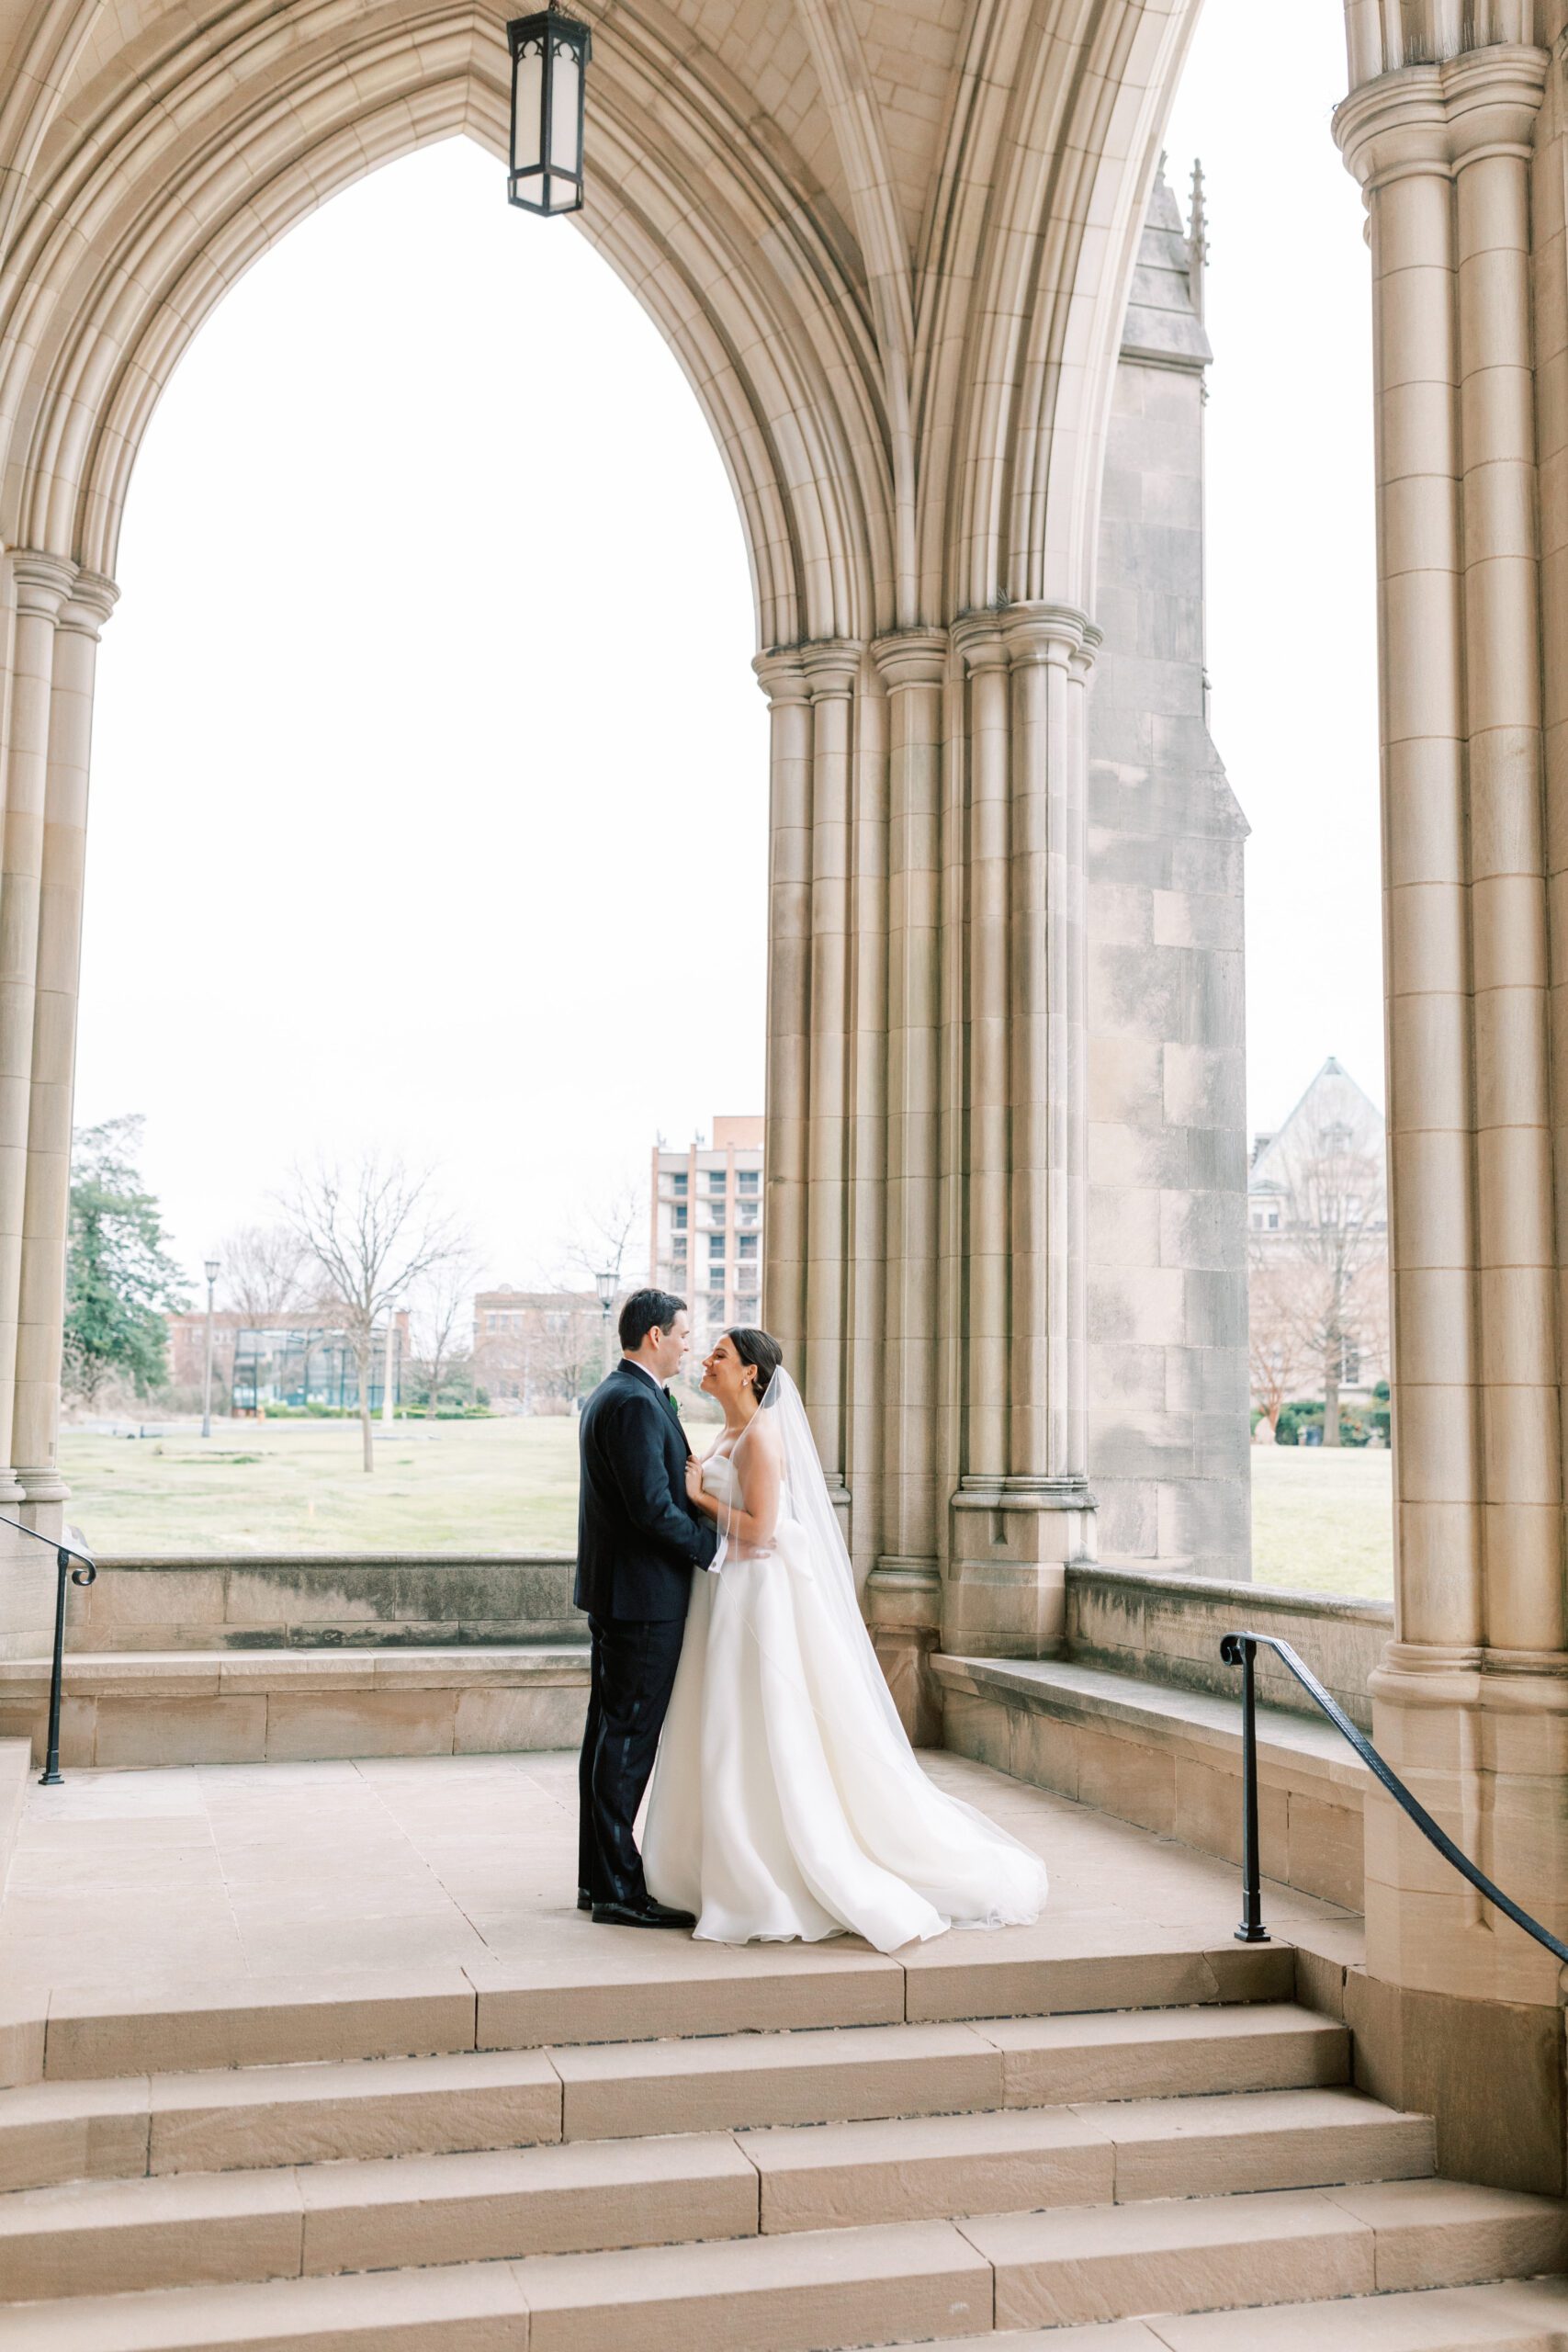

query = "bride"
[[641, 1328, 1049, 1952]]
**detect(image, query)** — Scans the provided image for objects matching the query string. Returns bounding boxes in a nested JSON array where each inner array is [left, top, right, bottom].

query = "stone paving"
[[0, 1748, 1362, 2000]]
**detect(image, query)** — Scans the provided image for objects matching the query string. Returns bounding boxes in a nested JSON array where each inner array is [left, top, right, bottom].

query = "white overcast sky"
[[78, 0, 1380, 1293]]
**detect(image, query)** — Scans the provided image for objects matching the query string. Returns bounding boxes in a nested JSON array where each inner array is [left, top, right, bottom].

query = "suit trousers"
[[577, 1611, 687, 1907]]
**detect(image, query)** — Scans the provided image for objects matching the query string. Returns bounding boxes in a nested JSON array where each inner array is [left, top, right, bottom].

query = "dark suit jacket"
[[574, 1362, 719, 1622]]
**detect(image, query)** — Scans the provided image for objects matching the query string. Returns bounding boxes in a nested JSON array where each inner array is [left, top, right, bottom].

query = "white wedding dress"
[[642, 1371, 1048, 1952]]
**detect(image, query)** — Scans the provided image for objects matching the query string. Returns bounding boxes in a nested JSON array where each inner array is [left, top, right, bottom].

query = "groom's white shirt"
[[620, 1355, 665, 1396]]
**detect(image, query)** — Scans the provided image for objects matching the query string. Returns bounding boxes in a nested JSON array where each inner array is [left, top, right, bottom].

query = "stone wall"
[[65, 1555, 581, 1650], [1086, 170, 1251, 1581], [1066, 1564, 1391, 1734]]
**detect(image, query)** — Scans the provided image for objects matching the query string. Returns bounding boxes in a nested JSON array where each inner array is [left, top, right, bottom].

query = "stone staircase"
[[0, 1933, 1563, 2348]]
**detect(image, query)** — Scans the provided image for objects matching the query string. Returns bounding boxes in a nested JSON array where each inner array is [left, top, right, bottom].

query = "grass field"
[[58, 1419, 588, 1554], [59, 1414, 1396, 1599], [1249, 1443, 1393, 1600]]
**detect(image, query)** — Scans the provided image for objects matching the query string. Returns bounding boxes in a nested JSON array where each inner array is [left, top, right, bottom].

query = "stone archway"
[[0, 0, 1201, 1674], [4, 0, 1567, 2086]]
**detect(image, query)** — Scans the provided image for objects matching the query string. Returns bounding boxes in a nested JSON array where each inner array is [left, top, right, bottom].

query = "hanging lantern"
[[507, 6, 592, 216]]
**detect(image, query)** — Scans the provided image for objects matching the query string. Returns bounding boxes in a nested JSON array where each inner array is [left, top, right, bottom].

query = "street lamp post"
[[382, 1308, 399, 1426], [594, 1268, 615, 1381], [200, 1258, 220, 1439]]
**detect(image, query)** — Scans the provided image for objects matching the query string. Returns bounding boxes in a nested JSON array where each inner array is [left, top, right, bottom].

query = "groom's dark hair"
[[619, 1288, 685, 1352]]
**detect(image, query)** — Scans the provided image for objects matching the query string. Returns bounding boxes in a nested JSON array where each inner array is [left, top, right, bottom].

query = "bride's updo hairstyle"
[[728, 1327, 784, 1402]]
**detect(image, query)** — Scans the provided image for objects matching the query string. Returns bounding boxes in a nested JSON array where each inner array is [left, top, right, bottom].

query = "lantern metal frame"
[[506, 5, 592, 217]]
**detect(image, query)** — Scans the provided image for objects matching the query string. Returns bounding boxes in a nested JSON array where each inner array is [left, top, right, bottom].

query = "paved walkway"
[[0, 1750, 1361, 2002]]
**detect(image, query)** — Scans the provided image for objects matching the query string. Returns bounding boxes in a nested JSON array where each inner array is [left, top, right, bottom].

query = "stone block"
[[1093, 1479, 1157, 1559], [1160, 1190, 1243, 1273], [1089, 1267, 1185, 1348], [1286, 1792, 1364, 1912], [941, 1690, 1012, 1776], [1073, 1723, 1175, 1835], [1089, 1411, 1193, 1482], [94, 1697, 266, 1769], [1089, 1186, 1162, 1268], [454, 1685, 587, 1756], [1164, 1044, 1246, 1131], [1183, 1269, 1247, 1349], [1089, 1344, 1166, 1411], [1153, 889, 1243, 953], [1089, 1119, 1194, 1189], [1089, 1035, 1165, 1127], [1092, 943, 1186, 1041], [265, 1688, 457, 1762]]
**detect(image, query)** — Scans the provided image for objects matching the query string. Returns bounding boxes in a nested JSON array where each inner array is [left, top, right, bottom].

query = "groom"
[[575, 1287, 718, 1928]]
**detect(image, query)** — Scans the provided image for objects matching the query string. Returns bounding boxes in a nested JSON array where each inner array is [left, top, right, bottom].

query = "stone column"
[[0, 550, 73, 1661], [14, 571, 117, 1506], [866, 628, 946, 1737], [947, 603, 1098, 1657], [1337, 45, 1567, 2018], [953, 620, 1010, 1493], [844, 663, 889, 1577], [757, 650, 812, 1379], [799, 642, 860, 1501]]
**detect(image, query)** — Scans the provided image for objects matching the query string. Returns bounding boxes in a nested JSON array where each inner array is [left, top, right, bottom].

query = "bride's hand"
[[684, 1454, 706, 1510]]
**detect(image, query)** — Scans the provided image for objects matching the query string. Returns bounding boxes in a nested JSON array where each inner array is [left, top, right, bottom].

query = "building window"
[[672, 1172, 688, 1195], [673, 1205, 687, 1229], [705, 1169, 727, 1193], [737, 1169, 759, 1193], [738, 1233, 758, 1258], [708, 1233, 726, 1257]]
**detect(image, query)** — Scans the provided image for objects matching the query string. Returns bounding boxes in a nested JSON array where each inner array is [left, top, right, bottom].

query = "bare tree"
[[280, 1154, 465, 1471], [563, 1176, 646, 1306], [409, 1251, 480, 1419], [1257, 1110, 1387, 1447], [1247, 1256, 1314, 1440], [218, 1223, 321, 1320]]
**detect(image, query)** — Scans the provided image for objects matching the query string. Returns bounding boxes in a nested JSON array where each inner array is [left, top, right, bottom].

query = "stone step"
[[894, 2273, 1568, 2348], [0, 2001, 1349, 2189], [747, 2087, 1434, 2233], [27, 1935, 1296, 2083], [4, 2190, 1565, 2351], [0, 2088, 1438, 2301], [964, 2178, 1568, 2334]]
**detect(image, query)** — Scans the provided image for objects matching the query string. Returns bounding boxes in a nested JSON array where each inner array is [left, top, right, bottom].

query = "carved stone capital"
[[951, 615, 1009, 674], [999, 601, 1100, 674], [10, 550, 75, 622], [870, 627, 946, 694], [799, 637, 863, 700], [58, 571, 118, 640], [1336, 46, 1547, 191], [752, 648, 811, 707]]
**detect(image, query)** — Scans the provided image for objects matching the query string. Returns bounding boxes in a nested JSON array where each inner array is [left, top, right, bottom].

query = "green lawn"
[[1249, 1442, 1393, 1600], [59, 1418, 588, 1555], [60, 1414, 1395, 1600]]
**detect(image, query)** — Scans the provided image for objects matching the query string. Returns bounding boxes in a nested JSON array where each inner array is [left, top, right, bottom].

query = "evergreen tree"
[[63, 1117, 187, 1403]]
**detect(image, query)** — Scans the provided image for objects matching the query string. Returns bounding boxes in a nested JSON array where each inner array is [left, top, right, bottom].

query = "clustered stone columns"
[[0, 549, 116, 1658], [946, 606, 1100, 1664], [1337, 43, 1568, 2011], [758, 608, 1102, 1734]]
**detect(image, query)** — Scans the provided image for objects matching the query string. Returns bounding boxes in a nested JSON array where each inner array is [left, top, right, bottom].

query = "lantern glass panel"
[[549, 40, 581, 172], [511, 38, 544, 176]]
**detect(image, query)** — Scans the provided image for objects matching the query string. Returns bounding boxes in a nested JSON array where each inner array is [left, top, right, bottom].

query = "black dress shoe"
[[591, 1897, 696, 1930], [577, 1887, 592, 1912]]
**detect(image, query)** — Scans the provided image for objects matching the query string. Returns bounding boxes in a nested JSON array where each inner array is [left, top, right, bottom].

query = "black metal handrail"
[[1220, 1629, 1568, 1965], [0, 1510, 96, 1786]]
